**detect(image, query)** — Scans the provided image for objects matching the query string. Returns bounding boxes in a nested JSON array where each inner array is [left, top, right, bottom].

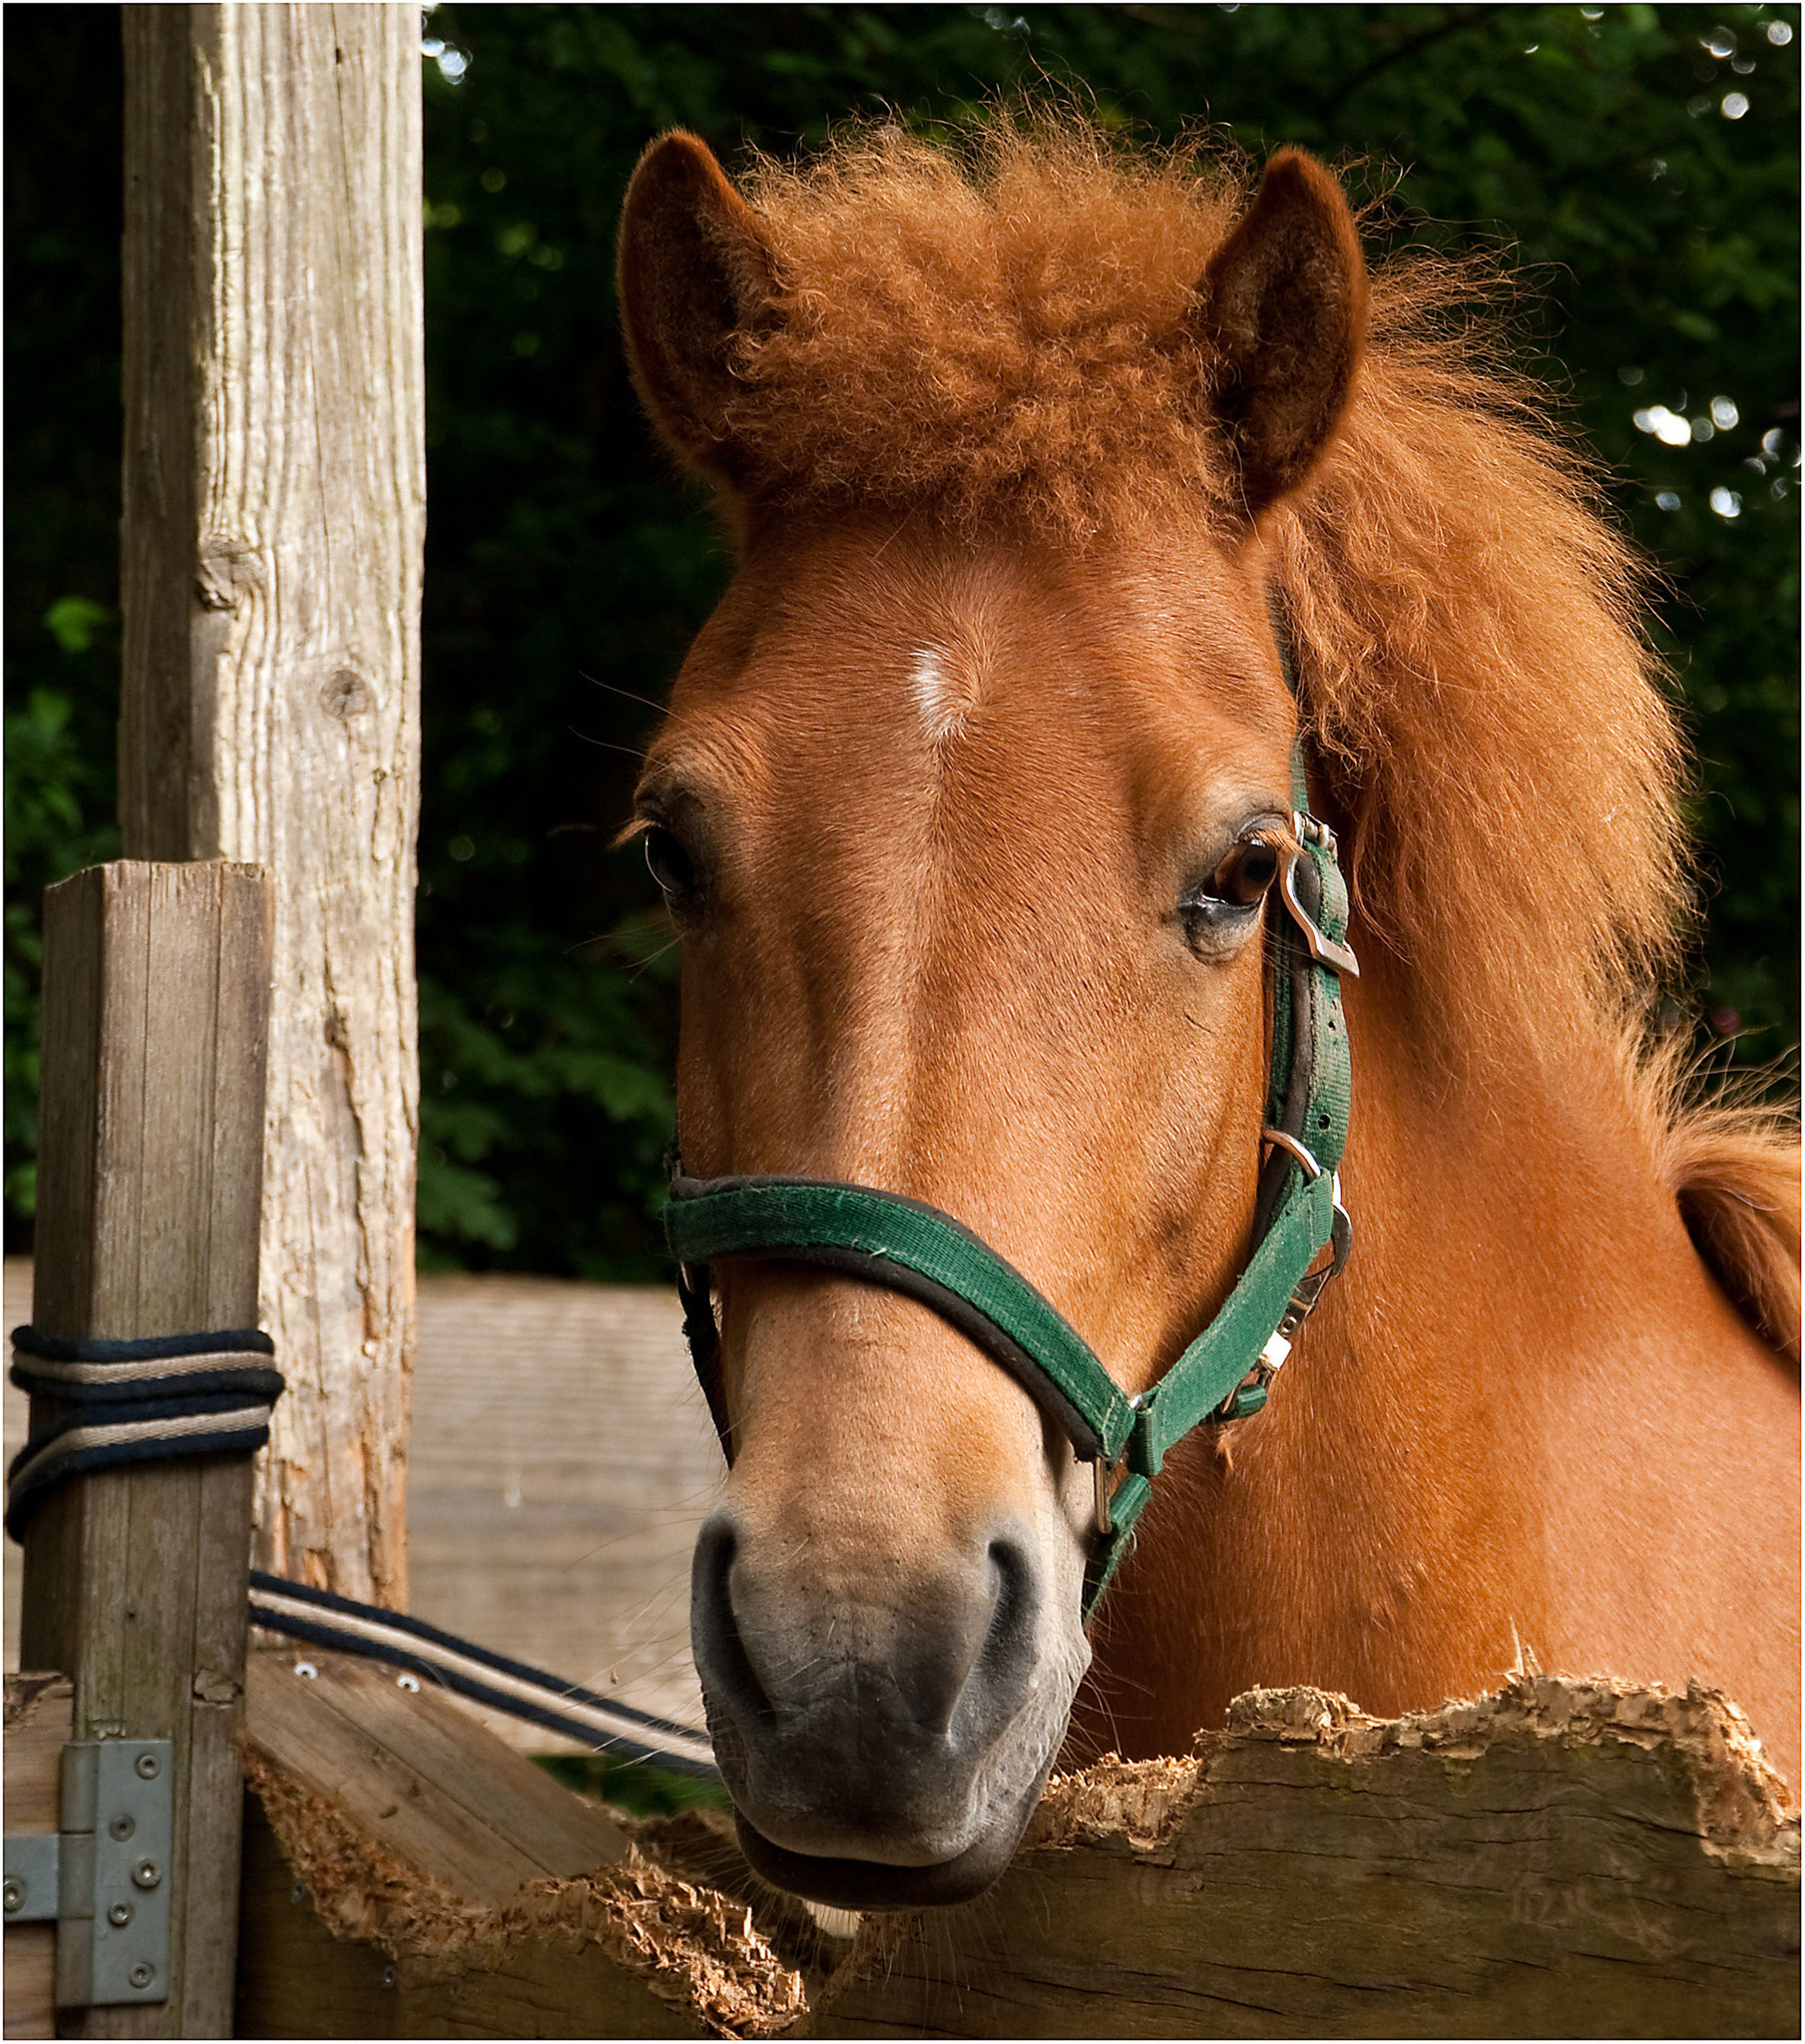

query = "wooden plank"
[[812, 1678, 1803, 2040], [5, 1675, 74, 2040], [242, 1651, 628, 1907], [234, 1675, 1799, 2040], [235, 1649, 731, 2039], [119, 2, 425, 1606], [17, 861, 273, 2038], [233, 1797, 704, 2040]]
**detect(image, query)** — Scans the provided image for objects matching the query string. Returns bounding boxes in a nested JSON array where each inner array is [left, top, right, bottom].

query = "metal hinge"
[[3, 1739, 173, 2007]]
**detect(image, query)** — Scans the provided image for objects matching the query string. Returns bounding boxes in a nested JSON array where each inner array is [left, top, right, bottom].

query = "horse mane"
[[720, 111, 1800, 1360]]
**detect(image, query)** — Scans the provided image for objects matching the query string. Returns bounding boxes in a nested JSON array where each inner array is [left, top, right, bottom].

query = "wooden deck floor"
[[2, 1260, 722, 1744]]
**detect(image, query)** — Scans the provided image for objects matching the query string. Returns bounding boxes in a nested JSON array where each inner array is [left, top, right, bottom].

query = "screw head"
[[3, 1877, 22, 1913], [132, 1859, 163, 1890], [134, 1752, 160, 1780], [128, 1962, 155, 1990], [109, 1901, 134, 1926], [109, 1814, 136, 1841]]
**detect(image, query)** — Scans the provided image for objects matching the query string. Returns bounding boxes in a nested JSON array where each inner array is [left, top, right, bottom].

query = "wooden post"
[[19, 861, 273, 2037], [119, 4, 424, 1603]]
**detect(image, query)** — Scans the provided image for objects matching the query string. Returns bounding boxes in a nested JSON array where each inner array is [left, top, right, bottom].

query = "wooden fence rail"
[[230, 1662, 1800, 2039]]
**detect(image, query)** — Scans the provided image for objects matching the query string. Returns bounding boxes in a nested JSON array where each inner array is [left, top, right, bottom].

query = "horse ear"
[[1191, 149, 1367, 520], [618, 131, 777, 484]]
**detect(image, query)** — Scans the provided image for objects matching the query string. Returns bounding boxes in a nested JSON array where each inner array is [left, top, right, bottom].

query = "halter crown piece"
[[665, 607, 1356, 1618]]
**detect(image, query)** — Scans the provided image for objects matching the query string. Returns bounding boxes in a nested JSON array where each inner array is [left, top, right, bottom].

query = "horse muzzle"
[[689, 1505, 1085, 1907]]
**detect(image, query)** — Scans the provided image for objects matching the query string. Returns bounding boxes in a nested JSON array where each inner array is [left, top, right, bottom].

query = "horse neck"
[[1090, 937, 1703, 1752]]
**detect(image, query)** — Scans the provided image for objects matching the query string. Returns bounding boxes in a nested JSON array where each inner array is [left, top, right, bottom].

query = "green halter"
[[665, 652, 1356, 1618]]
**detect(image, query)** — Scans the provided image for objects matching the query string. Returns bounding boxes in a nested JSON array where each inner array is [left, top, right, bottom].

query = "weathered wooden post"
[[17, 864, 273, 2037], [118, 3, 424, 1602], [6, 9, 422, 2032]]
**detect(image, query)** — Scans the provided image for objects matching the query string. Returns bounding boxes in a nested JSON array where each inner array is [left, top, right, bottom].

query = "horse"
[[613, 114, 1802, 1909]]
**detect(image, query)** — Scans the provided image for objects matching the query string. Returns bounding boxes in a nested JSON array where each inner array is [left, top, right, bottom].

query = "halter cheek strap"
[[663, 724, 1356, 1621]]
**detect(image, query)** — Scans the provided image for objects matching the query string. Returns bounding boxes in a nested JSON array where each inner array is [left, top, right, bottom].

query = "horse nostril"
[[893, 1529, 1045, 1738], [691, 1511, 772, 1720], [692, 1511, 1049, 1761], [987, 1534, 1031, 1634], [981, 1532, 1043, 1693]]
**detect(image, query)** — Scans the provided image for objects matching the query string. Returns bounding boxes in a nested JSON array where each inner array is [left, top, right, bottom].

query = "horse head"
[[616, 126, 1368, 1906]]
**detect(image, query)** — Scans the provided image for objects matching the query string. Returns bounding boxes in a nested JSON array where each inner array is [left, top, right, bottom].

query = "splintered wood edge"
[[3, 1673, 72, 1728], [1026, 1671, 1802, 1859], [243, 1753, 808, 2038], [244, 1672, 1801, 2039]]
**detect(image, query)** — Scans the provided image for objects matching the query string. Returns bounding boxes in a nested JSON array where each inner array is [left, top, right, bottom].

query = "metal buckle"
[[1293, 811, 1339, 859], [1213, 1176, 1354, 1421], [1278, 816, 1360, 978], [1093, 1455, 1116, 1538]]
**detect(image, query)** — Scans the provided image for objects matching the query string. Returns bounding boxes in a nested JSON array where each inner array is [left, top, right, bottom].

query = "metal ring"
[[1261, 1128, 1324, 1180]]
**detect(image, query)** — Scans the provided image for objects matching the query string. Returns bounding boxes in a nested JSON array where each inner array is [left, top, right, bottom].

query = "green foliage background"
[[6, 3, 1798, 1276]]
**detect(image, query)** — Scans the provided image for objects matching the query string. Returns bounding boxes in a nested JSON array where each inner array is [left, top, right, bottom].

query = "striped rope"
[[247, 1572, 718, 1778], [7, 1321, 717, 1780], [7, 1324, 282, 1541]]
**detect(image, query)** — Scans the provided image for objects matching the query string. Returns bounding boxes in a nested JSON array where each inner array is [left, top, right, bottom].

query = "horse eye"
[[1207, 838, 1280, 908], [643, 823, 697, 903]]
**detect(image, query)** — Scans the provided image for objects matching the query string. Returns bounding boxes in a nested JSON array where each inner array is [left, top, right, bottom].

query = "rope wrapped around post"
[[6, 1321, 721, 1778], [6, 1324, 285, 1541]]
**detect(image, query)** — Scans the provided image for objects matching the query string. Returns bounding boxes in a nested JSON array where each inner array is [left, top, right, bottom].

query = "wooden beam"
[[813, 1678, 1803, 2039], [4, 1675, 74, 2040], [18, 861, 273, 2037], [120, 1, 424, 1603], [241, 1653, 630, 1907], [234, 1674, 1800, 2039]]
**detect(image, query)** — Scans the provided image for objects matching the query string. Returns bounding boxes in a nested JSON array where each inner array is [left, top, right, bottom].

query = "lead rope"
[[6, 1324, 721, 1779]]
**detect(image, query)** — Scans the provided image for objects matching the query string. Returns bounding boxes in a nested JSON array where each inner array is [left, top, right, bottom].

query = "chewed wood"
[[815, 1677, 1802, 2039], [232, 1674, 1800, 2038], [242, 1651, 629, 1907]]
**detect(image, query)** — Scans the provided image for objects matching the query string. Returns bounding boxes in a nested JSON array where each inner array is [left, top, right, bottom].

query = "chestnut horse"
[[616, 118, 1801, 1908]]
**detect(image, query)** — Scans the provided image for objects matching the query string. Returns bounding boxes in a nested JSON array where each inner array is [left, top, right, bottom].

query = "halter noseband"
[[664, 616, 1356, 1619]]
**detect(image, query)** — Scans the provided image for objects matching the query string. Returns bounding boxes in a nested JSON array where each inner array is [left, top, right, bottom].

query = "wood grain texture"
[[242, 1652, 629, 1907], [4, 1676, 73, 2040], [813, 1679, 1802, 2040], [17, 862, 272, 2038], [120, 2, 425, 1605], [236, 1649, 716, 2039], [232, 1676, 1800, 2041]]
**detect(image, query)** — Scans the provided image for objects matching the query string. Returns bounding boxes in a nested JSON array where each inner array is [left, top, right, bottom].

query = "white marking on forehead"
[[910, 645, 967, 746]]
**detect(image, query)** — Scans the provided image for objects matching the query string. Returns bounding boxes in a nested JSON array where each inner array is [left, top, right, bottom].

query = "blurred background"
[[8, 2, 1799, 1282]]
